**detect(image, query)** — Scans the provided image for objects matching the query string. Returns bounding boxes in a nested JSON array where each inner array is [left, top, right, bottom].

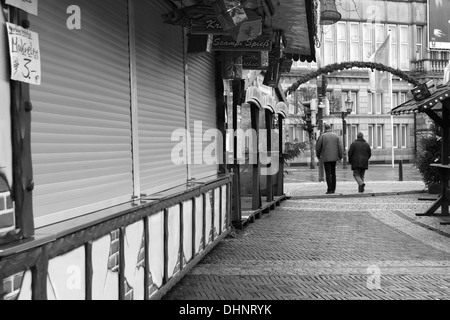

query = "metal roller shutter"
[[29, 0, 133, 227], [188, 53, 218, 180], [135, 1, 188, 195]]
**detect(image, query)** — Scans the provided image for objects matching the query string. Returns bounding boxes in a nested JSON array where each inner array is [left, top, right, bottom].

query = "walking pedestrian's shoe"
[[359, 183, 366, 193]]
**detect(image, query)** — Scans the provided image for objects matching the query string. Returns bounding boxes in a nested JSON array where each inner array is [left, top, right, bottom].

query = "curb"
[[287, 190, 426, 200]]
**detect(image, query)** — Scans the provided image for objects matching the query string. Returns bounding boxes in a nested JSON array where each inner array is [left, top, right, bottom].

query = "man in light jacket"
[[316, 124, 343, 194], [348, 132, 372, 193]]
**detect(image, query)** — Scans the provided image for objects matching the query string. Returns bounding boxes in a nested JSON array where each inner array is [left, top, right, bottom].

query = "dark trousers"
[[324, 161, 337, 192], [353, 168, 366, 186]]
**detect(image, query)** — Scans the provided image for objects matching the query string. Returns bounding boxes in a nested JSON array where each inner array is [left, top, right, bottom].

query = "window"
[[376, 124, 384, 148], [388, 25, 398, 68], [342, 91, 358, 114], [416, 26, 423, 60], [345, 124, 358, 149], [368, 125, 375, 148], [337, 22, 348, 63], [400, 26, 409, 70], [350, 23, 360, 61], [375, 24, 385, 51], [351, 92, 358, 114], [393, 125, 399, 148], [392, 92, 398, 109], [400, 92, 407, 104], [363, 23, 373, 61], [376, 93, 383, 114], [350, 125, 358, 144], [368, 92, 374, 114], [401, 125, 408, 148], [323, 25, 335, 65]]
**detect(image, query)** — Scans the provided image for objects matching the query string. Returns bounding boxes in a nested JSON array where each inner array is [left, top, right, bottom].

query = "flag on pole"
[[369, 35, 391, 93]]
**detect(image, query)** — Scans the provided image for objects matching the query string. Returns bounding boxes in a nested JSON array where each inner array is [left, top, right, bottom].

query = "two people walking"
[[316, 124, 371, 194]]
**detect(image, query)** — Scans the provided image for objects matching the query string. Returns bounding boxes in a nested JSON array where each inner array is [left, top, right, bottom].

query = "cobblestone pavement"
[[163, 194, 450, 300]]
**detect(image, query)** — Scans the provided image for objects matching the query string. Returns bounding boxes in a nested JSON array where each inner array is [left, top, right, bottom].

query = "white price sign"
[[6, 22, 41, 85]]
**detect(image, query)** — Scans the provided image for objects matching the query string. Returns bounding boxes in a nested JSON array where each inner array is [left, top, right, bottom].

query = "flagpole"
[[389, 30, 395, 168]]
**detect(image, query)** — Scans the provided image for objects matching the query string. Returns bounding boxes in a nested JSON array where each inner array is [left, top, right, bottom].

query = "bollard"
[[399, 160, 403, 181]]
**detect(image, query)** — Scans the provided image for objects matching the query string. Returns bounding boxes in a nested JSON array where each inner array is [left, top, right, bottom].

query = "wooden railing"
[[0, 175, 232, 300]]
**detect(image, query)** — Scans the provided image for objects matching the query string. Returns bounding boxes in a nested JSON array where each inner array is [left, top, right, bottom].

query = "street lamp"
[[341, 94, 354, 169]]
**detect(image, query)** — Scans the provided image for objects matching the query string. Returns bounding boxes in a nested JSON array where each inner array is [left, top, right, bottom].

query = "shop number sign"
[[6, 22, 41, 85]]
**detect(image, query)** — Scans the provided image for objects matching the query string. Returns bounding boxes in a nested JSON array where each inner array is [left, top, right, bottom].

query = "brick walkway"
[[163, 194, 450, 300]]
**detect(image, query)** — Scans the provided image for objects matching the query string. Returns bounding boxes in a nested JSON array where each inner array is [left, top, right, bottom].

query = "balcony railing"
[[412, 59, 447, 74]]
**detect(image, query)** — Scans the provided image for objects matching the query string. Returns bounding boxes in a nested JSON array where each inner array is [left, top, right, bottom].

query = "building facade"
[[281, 0, 447, 166]]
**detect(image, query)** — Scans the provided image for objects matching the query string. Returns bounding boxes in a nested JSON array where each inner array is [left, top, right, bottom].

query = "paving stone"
[[163, 192, 450, 301]]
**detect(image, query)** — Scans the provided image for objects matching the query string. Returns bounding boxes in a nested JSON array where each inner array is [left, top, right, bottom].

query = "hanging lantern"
[[320, 0, 341, 25], [263, 61, 280, 87]]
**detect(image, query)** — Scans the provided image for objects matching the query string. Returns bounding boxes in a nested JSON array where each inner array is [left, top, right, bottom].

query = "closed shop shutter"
[[29, 0, 133, 227], [188, 53, 218, 180], [135, 1, 188, 195]]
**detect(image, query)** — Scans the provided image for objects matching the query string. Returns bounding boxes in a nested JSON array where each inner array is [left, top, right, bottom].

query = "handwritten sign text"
[[6, 23, 41, 85]]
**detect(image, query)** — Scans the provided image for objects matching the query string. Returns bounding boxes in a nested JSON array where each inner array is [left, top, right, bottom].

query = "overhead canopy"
[[262, 95, 276, 113], [165, 0, 317, 62], [265, 0, 317, 62], [276, 102, 288, 118], [390, 84, 450, 116]]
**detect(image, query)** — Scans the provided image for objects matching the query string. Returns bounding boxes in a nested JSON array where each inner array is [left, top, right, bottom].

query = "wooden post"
[[251, 104, 261, 211], [215, 55, 227, 175], [277, 114, 284, 196], [85, 242, 93, 300], [441, 100, 449, 215], [32, 246, 48, 300], [118, 227, 126, 300], [231, 80, 242, 224], [10, 8, 35, 240], [265, 110, 273, 202]]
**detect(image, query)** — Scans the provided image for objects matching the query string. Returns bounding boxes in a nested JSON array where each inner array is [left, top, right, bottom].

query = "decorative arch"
[[285, 61, 421, 94]]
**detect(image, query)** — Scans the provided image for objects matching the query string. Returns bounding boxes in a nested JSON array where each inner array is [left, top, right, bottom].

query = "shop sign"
[[6, 22, 41, 85], [212, 35, 272, 52], [242, 52, 269, 70], [190, 16, 228, 35], [6, 0, 38, 15]]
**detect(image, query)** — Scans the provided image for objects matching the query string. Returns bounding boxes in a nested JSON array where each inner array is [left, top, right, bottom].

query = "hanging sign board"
[[189, 16, 228, 35], [242, 52, 269, 70], [6, 22, 41, 85], [6, 0, 38, 16], [212, 35, 272, 52]]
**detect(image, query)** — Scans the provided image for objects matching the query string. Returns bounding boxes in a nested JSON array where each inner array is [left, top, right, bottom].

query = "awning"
[[262, 95, 276, 113], [390, 84, 450, 116], [165, 0, 317, 62], [265, 0, 317, 62], [276, 102, 288, 118]]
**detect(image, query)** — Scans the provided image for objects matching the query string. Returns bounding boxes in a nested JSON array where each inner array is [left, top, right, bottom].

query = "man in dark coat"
[[316, 124, 343, 194], [348, 132, 372, 193]]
